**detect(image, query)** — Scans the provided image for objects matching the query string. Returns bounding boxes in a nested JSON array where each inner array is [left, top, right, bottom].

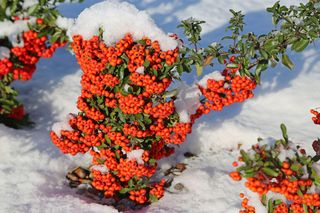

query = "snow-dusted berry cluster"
[[230, 111, 320, 213], [0, 0, 71, 127]]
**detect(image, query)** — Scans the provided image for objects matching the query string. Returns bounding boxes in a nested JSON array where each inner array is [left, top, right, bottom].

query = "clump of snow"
[[277, 146, 296, 162], [51, 114, 74, 137], [313, 163, 320, 176], [197, 71, 225, 88], [246, 190, 266, 213], [126, 149, 144, 164], [174, 82, 201, 123], [69, 0, 178, 51], [123, 84, 130, 92], [22, 0, 38, 9], [91, 165, 109, 174], [56, 16, 75, 30], [0, 47, 10, 59], [136, 66, 145, 74], [0, 19, 35, 45], [265, 191, 286, 203], [307, 182, 320, 194]]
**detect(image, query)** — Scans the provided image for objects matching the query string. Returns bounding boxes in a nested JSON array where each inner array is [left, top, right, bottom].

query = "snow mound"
[[68, 0, 178, 51]]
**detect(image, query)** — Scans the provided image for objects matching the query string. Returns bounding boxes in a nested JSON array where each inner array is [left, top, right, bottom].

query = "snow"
[[277, 145, 297, 162], [1, 0, 318, 212], [22, 0, 38, 9], [56, 16, 75, 30], [0, 19, 35, 45], [126, 149, 144, 165], [174, 82, 201, 123], [91, 165, 109, 174], [68, 0, 178, 51], [51, 114, 74, 137], [197, 71, 225, 88], [0, 47, 10, 59], [135, 66, 145, 74]]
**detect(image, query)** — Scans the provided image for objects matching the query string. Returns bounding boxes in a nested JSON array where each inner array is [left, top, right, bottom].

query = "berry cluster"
[[198, 59, 256, 113], [51, 32, 258, 206], [311, 109, 320, 125], [230, 122, 320, 213], [0, 17, 66, 125], [51, 33, 183, 204], [9, 29, 64, 80]]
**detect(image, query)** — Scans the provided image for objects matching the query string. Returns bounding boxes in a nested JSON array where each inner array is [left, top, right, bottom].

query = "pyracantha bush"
[[51, 32, 257, 204], [0, 0, 78, 127], [50, 0, 320, 210], [230, 110, 320, 213]]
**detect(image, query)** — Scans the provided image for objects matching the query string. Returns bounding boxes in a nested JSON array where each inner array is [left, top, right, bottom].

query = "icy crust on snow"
[[0, 18, 35, 45], [174, 82, 201, 123], [69, 0, 178, 51]]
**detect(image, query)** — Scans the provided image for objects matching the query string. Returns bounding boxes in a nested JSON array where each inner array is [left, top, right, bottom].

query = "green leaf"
[[255, 62, 268, 83], [96, 158, 105, 164], [312, 155, 320, 162], [163, 89, 179, 99], [195, 64, 203, 76], [10, 0, 18, 14], [149, 158, 156, 165], [96, 142, 108, 150], [0, 0, 7, 10], [143, 60, 150, 68], [119, 187, 132, 194], [128, 179, 134, 188], [218, 55, 227, 64], [274, 199, 283, 205], [149, 194, 159, 203], [226, 63, 238, 69], [28, 4, 39, 15], [282, 54, 294, 70], [291, 39, 309, 52], [262, 167, 279, 177], [280, 123, 288, 143], [268, 199, 274, 213], [261, 194, 267, 206], [297, 188, 304, 198], [290, 163, 301, 172], [240, 150, 250, 163], [259, 49, 269, 59]]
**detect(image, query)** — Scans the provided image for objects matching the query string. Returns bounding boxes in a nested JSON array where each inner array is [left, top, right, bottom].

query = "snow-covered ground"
[[1, 0, 319, 212]]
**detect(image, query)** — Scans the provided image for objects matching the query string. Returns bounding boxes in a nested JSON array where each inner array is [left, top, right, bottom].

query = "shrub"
[[230, 110, 320, 213], [0, 0, 76, 127]]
